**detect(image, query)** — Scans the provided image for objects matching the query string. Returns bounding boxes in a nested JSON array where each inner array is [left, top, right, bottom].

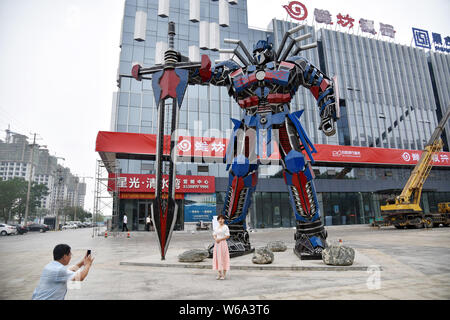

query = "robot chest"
[[231, 69, 290, 93]]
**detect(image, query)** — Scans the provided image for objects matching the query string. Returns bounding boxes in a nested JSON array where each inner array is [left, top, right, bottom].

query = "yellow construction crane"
[[380, 106, 450, 229]]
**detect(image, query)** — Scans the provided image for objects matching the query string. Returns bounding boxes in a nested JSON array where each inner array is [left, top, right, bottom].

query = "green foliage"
[[0, 178, 49, 223], [93, 212, 105, 223], [61, 206, 92, 222]]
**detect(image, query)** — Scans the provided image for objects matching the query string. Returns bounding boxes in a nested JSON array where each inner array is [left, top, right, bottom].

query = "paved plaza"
[[0, 225, 449, 300]]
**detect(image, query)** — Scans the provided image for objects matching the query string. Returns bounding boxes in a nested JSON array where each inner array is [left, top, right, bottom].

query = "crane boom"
[[381, 106, 450, 215]]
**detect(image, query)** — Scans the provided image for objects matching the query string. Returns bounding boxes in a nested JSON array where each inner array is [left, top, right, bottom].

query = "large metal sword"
[[131, 22, 202, 260]]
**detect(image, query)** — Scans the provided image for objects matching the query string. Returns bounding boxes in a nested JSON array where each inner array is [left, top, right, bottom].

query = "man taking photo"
[[32, 244, 94, 300]]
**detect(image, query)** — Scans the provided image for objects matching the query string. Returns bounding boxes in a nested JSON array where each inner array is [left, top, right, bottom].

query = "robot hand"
[[319, 102, 338, 137], [318, 76, 340, 137]]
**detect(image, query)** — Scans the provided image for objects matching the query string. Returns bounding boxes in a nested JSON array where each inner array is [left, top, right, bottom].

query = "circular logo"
[[177, 139, 191, 152], [402, 152, 411, 162], [283, 1, 308, 21], [256, 70, 266, 81]]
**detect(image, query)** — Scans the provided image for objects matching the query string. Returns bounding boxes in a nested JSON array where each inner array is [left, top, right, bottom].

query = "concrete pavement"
[[0, 225, 449, 300]]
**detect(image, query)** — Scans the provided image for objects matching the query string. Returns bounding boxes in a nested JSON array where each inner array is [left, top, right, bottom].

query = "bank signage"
[[412, 27, 450, 53]]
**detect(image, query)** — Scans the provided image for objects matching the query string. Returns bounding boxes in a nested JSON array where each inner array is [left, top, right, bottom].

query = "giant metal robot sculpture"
[[132, 22, 340, 260]]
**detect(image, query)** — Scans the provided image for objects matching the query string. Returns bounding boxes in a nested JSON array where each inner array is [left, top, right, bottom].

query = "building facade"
[[109, 0, 450, 230]]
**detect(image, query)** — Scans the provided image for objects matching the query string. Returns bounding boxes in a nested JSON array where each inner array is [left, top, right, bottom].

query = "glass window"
[[271, 193, 282, 228], [118, 107, 128, 125], [131, 79, 142, 92], [142, 108, 152, 121], [129, 107, 140, 125], [128, 125, 140, 133], [121, 45, 133, 62], [130, 93, 141, 107], [142, 94, 153, 108], [119, 92, 129, 106]]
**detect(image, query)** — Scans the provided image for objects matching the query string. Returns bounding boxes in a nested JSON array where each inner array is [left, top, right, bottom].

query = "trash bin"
[[325, 216, 332, 226], [341, 216, 347, 225]]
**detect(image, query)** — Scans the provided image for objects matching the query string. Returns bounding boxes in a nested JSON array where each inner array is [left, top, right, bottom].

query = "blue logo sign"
[[412, 27, 431, 49], [184, 194, 216, 222]]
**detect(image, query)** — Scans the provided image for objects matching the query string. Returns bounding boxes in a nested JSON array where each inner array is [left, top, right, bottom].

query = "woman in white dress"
[[212, 214, 230, 280]]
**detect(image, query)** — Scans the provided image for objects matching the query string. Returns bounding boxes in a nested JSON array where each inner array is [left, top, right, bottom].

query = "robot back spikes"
[[276, 24, 317, 62]]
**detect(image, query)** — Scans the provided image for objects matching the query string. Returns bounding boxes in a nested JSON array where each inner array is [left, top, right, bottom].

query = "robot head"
[[253, 38, 275, 65]]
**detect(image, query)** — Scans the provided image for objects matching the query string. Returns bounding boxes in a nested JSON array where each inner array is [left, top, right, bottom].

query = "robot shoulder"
[[286, 55, 309, 71]]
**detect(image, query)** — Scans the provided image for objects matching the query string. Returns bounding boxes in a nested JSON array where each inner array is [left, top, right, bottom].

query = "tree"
[[61, 206, 92, 222], [14, 182, 49, 223], [0, 178, 49, 224], [93, 212, 105, 223], [0, 178, 26, 223]]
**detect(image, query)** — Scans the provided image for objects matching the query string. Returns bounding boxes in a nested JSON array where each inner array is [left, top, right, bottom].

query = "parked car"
[[0, 224, 17, 236], [62, 224, 75, 230], [12, 224, 28, 235], [27, 223, 49, 232]]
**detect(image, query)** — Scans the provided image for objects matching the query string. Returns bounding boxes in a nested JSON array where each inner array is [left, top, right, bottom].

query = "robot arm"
[[188, 55, 241, 87], [287, 56, 339, 136]]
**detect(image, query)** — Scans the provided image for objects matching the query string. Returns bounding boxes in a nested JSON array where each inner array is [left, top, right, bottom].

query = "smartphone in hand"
[[86, 249, 91, 257]]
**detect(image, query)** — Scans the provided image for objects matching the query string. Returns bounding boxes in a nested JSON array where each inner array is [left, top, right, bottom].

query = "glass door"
[[138, 201, 149, 231]]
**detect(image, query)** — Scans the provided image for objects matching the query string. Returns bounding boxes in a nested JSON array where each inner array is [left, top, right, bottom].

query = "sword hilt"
[[165, 21, 179, 66]]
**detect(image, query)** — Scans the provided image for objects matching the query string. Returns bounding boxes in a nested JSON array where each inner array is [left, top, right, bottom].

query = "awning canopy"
[[95, 131, 450, 172]]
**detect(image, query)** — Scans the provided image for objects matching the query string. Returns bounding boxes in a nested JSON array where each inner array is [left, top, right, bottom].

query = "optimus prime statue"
[[131, 23, 339, 260]]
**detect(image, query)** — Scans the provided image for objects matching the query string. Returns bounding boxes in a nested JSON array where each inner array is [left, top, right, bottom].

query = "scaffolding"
[[92, 159, 120, 238]]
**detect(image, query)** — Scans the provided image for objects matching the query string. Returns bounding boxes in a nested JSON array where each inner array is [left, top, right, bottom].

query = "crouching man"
[[32, 244, 94, 300]]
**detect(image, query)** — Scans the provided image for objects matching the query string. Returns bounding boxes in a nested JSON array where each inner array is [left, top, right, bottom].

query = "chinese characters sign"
[[109, 174, 215, 194], [283, 1, 396, 37], [413, 27, 450, 53], [96, 131, 450, 167]]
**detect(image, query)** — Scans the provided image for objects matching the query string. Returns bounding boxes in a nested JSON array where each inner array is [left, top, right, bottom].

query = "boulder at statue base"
[[321, 245, 355, 266], [266, 241, 287, 252], [178, 249, 209, 262], [252, 247, 274, 264]]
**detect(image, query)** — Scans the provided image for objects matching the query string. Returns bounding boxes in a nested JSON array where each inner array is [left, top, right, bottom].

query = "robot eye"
[[255, 52, 265, 64]]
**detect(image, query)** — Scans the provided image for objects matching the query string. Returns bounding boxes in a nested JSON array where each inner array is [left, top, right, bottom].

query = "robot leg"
[[283, 150, 328, 260], [209, 154, 258, 258]]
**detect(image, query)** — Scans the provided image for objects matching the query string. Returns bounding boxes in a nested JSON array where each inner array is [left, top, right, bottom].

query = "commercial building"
[[106, 0, 450, 231]]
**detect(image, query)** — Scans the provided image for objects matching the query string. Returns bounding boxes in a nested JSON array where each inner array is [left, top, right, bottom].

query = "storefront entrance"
[[138, 201, 152, 231]]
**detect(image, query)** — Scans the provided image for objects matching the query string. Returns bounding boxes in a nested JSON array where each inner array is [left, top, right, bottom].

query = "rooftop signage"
[[283, 1, 396, 38], [412, 28, 450, 53]]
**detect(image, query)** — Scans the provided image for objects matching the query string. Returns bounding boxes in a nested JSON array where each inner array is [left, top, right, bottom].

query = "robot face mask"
[[253, 40, 275, 66]]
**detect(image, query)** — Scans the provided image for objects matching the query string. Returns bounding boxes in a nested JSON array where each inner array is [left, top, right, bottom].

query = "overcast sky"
[[0, 0, 448, 212]]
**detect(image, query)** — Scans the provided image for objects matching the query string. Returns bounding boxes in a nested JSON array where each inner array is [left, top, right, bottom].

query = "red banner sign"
[[174, 136, 450, 167], [96, 131, 450, 167], [108, 173, 215, 194]]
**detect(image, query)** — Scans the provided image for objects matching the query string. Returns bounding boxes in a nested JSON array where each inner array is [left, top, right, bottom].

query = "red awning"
[[96, 131, 450, 170]]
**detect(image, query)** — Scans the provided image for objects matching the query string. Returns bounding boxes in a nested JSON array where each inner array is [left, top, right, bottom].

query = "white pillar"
[[199, 21, 210, 49], [219, 0, 229, 27], [189, 45, 200, 62], [158, 0, 170, 18], [134, 10, 147, 42], [189, 0, 200, 22], [209, 22, 220, 51]]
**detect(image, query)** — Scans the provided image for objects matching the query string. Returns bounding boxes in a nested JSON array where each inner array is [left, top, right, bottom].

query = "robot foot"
[[208, 224, 254, 258], [293, 220, 328, 260]]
